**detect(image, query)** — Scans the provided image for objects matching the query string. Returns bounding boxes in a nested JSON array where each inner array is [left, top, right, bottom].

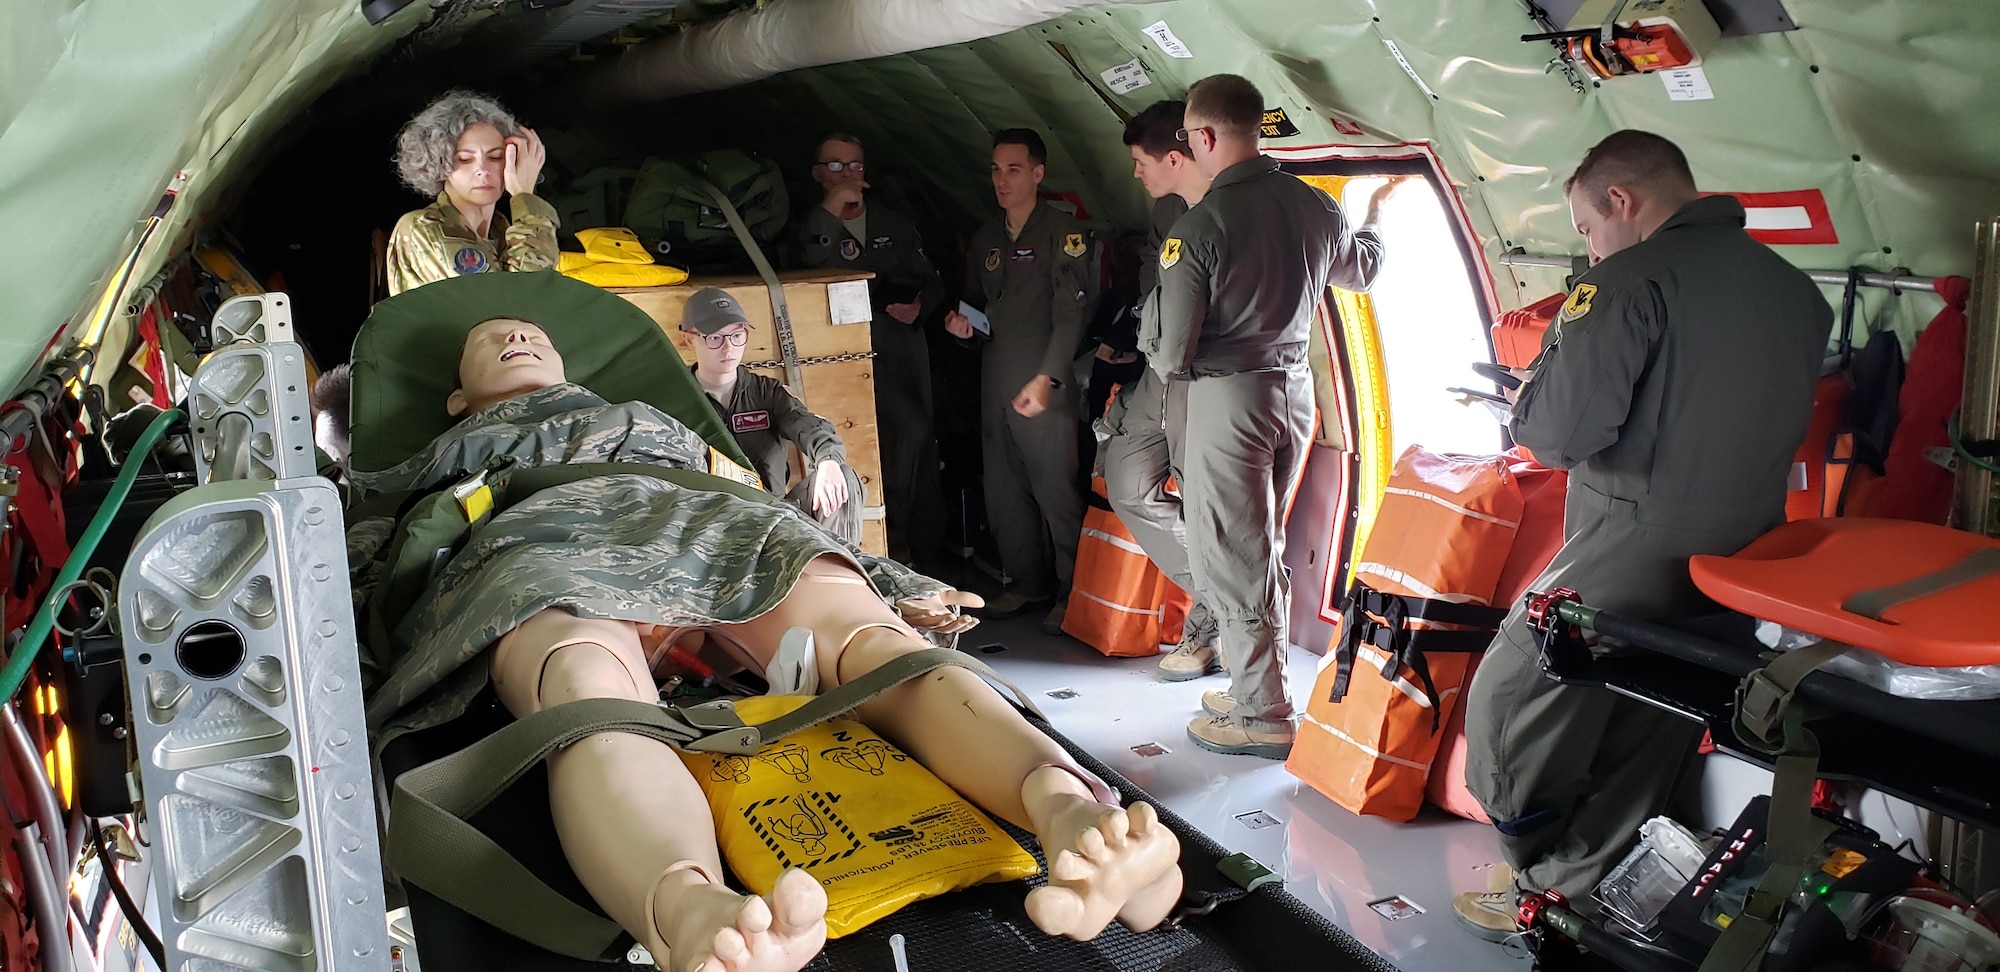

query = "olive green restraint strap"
[[386, 648, 1037, 961], [1697, 639, 1850, 972]]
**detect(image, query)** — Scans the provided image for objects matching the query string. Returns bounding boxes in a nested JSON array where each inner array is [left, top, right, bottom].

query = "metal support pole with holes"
[[1495, 250, 1940, 293], [1954, 218, 2000, 536]]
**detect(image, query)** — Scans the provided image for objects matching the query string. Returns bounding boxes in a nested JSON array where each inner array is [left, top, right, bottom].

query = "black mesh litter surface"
[[389, 697, 1396, 972]]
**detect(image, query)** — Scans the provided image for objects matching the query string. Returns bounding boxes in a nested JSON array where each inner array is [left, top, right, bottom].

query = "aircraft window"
[[1338, 177, 1501, 457]]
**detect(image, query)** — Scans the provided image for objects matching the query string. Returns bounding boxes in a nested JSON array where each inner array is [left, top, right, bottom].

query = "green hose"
[[0, 407, 183, 704], [1949, 413, 2000, 476]]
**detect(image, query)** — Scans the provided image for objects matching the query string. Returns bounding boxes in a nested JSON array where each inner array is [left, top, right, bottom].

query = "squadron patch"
[[453, 247, 489, 275], [985, 248, 1002, 272], [840, 238, 861, 261], [1159, 237, 1183, 270], [1560, 283, 1598, 323], [1063, 232, 1087, 258]]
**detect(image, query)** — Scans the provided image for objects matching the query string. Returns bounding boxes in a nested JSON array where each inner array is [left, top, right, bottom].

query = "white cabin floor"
[[974, 615, 1533, 972]]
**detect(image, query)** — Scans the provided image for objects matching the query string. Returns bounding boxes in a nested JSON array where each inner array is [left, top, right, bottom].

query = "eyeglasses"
[[1175, 126, 1212, 144], [700, 330, 749, 349], [816, 160, 865, 173]]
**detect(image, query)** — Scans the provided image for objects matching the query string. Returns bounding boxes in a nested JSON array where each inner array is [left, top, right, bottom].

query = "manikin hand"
[[503, 126, 546, 196], [810, 459, 849, 514], [886, 301, 922, 325], [1013, 375, 1054, 418], [896, 590, 985, 636], [945, 311, 976, 340]]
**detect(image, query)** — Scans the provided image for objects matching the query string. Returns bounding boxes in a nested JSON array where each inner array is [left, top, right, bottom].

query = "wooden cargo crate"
[[614, 270, 889, 557]]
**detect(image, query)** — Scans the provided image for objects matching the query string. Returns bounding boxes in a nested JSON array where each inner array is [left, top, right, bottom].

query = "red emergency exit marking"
[[1702, 189, 1838, 245]]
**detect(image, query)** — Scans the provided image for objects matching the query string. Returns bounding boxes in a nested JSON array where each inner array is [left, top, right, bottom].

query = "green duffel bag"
[[622, 149, 789, 271]]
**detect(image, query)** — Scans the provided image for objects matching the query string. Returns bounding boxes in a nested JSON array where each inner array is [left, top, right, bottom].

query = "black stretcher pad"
[[381, 698, 1400, 972], [1538, 610, 2000, 830]]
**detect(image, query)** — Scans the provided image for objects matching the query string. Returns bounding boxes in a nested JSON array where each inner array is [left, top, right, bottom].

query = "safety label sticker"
[[1143, 20, 1193, 58], [1661, 66, 1715, 101], [1102, 57, 1153, 94]]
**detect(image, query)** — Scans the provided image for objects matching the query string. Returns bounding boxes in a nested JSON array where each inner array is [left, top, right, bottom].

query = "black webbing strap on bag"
[[1840, 547, 2000, 620], [1697, 640, 1851, 972], [703, 179, 806, 394], [1329, 580, 1507, 730], [388, 648, 1038, 961]]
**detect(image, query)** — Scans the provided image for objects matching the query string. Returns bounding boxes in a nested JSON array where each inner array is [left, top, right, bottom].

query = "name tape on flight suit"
[[733, 410, 771, 434]]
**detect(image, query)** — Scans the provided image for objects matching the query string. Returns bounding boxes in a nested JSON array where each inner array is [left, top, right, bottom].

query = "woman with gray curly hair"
[[385, 90, 561, 297]]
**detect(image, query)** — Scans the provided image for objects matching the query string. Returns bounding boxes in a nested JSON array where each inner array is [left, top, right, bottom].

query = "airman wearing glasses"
[[789, 132, 949, 567], [679, 287, 864, 543]]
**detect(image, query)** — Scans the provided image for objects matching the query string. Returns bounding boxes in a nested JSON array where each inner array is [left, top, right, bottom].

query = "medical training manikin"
[[349, 316, 1184, 972]]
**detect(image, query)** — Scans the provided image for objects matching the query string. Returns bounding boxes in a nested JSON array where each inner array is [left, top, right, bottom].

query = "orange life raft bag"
[[1288, 447, 1560, 821], [1062, 481, 1192, 657]]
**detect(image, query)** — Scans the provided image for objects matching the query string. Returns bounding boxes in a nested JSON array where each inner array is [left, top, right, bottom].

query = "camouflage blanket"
[[351, 383, 948, 739]]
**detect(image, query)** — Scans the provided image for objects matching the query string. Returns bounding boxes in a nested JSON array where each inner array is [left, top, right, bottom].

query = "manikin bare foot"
[[648, 867, 827, 972], [1020, 767, 1184, 940]]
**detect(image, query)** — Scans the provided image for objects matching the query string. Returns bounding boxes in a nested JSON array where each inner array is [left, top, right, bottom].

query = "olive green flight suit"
[[963, 203, 1097, 598], [1103, 195, 1213, 640], [792, 201, 947, 560], [1149, 156, 1383, 732], [1462, 195, 1833, 903], [385, 192, 560, 297], [700, 364, 864, 544]]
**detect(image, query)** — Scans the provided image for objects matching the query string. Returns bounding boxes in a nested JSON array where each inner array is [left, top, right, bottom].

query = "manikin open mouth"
[[498, 348, 541, 362]]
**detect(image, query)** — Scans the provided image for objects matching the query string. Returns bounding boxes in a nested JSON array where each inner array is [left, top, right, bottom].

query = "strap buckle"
[[1735, 667, 1793, 748], [665, 700, 761, 755]]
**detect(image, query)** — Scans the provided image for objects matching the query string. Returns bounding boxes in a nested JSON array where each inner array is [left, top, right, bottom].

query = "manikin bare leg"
[[490, 610, 827, 972], [721, 557, 1184, 939]]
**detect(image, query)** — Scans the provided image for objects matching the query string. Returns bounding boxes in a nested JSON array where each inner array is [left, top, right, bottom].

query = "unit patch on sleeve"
[[1560, 283, 1598, 324], [1159, 238, 1183, 270], [1063, 232, 1087, 258], [732, 410, 771, 434]]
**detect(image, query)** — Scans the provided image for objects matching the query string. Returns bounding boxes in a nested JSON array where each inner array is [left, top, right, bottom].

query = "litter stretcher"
[[1513, 516, 2000, 971], [118, 274, 1398, 972]]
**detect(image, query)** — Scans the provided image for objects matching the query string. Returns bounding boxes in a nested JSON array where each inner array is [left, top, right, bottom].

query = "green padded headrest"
[[347, 271, 750, 475]]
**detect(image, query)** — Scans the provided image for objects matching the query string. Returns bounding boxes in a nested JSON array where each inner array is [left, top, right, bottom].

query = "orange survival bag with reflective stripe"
[[1288, 447, 1564, 822], [1062, 500, 1192, 657]]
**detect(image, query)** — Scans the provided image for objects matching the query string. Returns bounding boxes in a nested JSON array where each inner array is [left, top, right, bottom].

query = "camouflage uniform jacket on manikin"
[[384, 191, 561, 297], [962, 203, 1099, 395], [347, 383, 948, 742], [700, 363, 849, 496], [1146, 156, 1382, 378]]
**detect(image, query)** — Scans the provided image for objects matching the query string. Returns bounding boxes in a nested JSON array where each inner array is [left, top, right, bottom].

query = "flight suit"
[[385, 192, 560, 297], [1462, 195, 1832, 902], [963, 202, 1097, 598], [1150, 156, 1383, 733], [792, 202, 947, 560], [1102, 195, 1214, 642], [702, 364, 865, 544]]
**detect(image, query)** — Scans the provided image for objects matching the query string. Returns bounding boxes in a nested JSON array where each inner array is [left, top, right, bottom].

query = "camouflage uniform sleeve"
[[856, 551, 950, 603], [385, 210, 447, 297], [345, 515, 396, 688], [503, 193, 561, 273]]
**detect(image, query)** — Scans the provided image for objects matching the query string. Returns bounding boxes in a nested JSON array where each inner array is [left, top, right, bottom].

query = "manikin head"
[[395, 91, 521, 211], [990, 129, 1047, 213], [1123, 100, 1203, 201], [679, 287, 754, 377], [448, 318, 565, 417], [1564, 130, 1702, 264], [1181, 74, 1264, 180]]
